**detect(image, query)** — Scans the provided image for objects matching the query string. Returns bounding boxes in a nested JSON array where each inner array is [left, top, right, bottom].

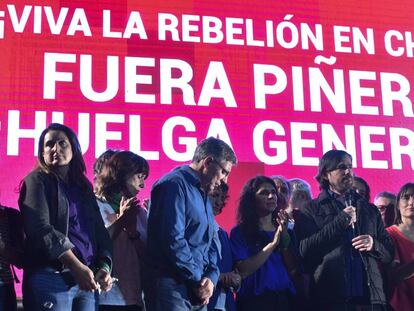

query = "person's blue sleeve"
[[156, 181, 203, 286], [204, 220, 220, 286]]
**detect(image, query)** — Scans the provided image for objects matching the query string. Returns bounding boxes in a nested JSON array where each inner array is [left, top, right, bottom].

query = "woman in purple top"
[[230, 176, 296, 311], [19, 123, 113, 311]]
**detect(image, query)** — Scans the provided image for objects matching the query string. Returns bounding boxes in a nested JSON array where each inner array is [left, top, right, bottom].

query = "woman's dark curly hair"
[[237, 175, 280, 246], [94, 151, 149, 199]]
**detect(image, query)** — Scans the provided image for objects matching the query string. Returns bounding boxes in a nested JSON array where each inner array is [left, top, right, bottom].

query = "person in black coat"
[[295, 150, 394, 311], [19, 123, 113, 311]]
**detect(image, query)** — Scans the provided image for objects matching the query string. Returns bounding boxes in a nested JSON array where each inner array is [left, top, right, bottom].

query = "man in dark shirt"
[[146, 137, 237, 311], [295, 149, 394, 310]]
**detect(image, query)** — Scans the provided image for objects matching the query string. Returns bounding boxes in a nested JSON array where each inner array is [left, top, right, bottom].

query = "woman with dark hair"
[[230, 176, 296, 311], [207, 183, 241, 311], [93, 149, 118, 183], [386, 183, 414, 311], [94, 151, 149, 311], [270, 176, 290, 211], [18, 123, 113, 310]]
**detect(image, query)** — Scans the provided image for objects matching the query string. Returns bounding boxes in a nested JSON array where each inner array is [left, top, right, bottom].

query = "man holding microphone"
[[295, 150, 394, 310]]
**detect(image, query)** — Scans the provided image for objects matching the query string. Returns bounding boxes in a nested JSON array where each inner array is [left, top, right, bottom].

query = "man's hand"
[[194, 277, 214, 305], [343, 206, 356, 227], [352, 235, 374, 252]]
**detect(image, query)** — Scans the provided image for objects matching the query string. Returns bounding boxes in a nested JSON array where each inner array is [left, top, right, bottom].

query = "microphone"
[[345, 189, 356, 231]]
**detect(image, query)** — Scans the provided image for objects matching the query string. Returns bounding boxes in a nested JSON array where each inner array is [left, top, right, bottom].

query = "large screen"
[[1, 0, 414, 236]]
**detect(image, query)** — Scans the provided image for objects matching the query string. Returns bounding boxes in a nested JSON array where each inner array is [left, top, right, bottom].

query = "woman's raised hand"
[[119, 196, 137, 217], [270, 225, 283, 249]]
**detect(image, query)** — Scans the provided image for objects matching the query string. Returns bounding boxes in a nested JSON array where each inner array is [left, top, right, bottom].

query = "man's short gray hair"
[[192, 137, 237, 164]]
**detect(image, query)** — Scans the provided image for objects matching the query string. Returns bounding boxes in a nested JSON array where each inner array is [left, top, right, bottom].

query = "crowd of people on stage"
[[0, 123, 413, 311]]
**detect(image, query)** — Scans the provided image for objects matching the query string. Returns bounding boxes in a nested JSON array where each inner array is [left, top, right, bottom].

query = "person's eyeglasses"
[[213, 159, 230, 177], [376, 204, 393, 212]]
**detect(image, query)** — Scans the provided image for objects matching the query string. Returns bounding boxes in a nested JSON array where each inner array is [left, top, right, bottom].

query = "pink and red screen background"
[[0, 1, 413, 295]]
